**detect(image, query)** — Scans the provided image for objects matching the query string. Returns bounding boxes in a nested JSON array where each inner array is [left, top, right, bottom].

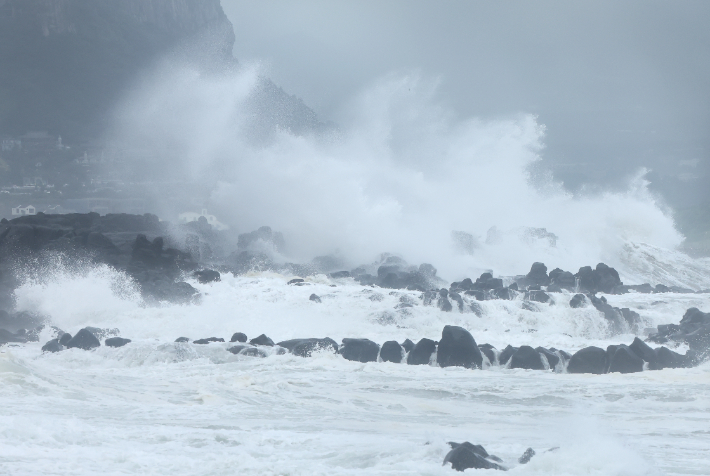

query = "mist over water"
[[107, 60, 696, 284]]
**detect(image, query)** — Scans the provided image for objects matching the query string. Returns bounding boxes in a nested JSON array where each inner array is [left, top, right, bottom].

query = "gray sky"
[[222, 0, 710, 206]]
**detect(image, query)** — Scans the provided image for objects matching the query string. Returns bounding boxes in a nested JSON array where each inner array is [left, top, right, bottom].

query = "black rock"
[[329, 271, 351, 279], [525, 262, 551, 287], [41, 338, 63, 353], [518, 448, 536, 464], [401, 338, 415, 353], [59, 333, 73, 345], [249, 334, 275, 346], [287, 278, 305, 285], [380, 340, 404, 363], [105, 337, 131, 348], [175, 337, 190, 343], [628, 337, 660, 369], [193, 269, 221, 283], [470, 302, 484, 316], [293, 338, 338, 357], [449, 291, 465, 311], [227, 344, 266, 357], [407, 338, 437, 365], [0, 328, 28, 345], [193, 337, 225, 344], [499, 345, 518, 366], [465, 290, 486, 301], [549, 268, 576, 290], [65, 328, 101, 350], [338, 338, 380, 363], [594, 263, 623, 293], [478, 344, 497, 365], [309, 294, 322, 303], [536, 346, 560, 369], [443, 442, 504, 471], [567, 346, 607, 374], [509, 346, 545, 370], [436, 325, 482, 369], [607, 344, 644, 373], [569, 294, 586, 308], [227, 344, 252, 354], [230, 332, 248, 343], [655, 346, 687, 369], [526, 290, 550, 303], [437, 289, 453, 312]]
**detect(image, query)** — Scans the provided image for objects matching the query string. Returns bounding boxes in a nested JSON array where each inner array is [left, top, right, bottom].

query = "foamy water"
[[2, 270, 709, 475]]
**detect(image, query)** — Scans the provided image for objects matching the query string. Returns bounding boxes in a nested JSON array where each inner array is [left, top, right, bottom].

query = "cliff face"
[[0, 0, 235, 140]]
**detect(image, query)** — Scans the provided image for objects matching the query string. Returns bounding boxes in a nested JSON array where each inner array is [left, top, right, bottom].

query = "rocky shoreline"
[[1, 212, 708, 368]]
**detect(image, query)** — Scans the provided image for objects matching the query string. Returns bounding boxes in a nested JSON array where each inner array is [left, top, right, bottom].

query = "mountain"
[[0, 0, 324, 142]]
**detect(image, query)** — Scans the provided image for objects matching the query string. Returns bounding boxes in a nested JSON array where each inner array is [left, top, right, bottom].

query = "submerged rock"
[[443, 442, 505, 471], [309, 293, 322, 303], [41, 338, 63, 353], [193, 337, 225, 344], [175, 337, 190, 343], [105, 337, 132, 348]]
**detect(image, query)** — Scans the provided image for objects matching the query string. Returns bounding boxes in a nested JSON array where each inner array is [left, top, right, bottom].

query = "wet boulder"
[[227, 344, 266, 357], [380, 340, 404, 363], [478, 344, 497, 365], [607, 344, 644, 373], [524, 262, 551, 287], [655, 346, 688, 369], [338, 338, 380, 363], [593, 263, 623, 293], [567, 346, 607, 374], [569, 294, 586, 308], [41, 338, 63, 353], [437, 289, 453, 312], [509, 346, 545, 370], [193, 269, 220, 283], [443, 442, 504, 471], [536, 346, 560, 369], [407, 338, 437, 365], [278, 338, 338, 357], [105, 337, 131, 348], [401, 338, 415, 353], [549, 268, 576, 291], [249, 334, 275, 346], [174, 337, 190, 343], [628, 337, 660, 369], [65, 328, 101, 350], [526, 290, 550, 303], [59, 333, 73, 345], [448, 291, 464, 311], [194, 337, 225, 344], [0, 328, 28, 345], [499, 345, 518, 366], [309, 294, 322, 303], [230, 332, 247, 343], [436, 325, 482, 369]]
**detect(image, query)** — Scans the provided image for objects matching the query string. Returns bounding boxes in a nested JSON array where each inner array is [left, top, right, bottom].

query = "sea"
[[1, 68, 710, 475]]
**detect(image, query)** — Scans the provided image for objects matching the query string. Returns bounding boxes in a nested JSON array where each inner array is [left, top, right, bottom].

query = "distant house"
[[1, 135, 21, 152], [18, 131, 61, 154], [11, 205, 36, 216], [178, 209, 229, 231]]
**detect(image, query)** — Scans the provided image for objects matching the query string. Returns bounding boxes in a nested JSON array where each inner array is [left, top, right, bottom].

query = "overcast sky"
[[222, 0, 710, 206]]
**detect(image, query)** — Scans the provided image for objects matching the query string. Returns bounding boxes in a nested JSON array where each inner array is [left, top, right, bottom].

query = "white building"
[[178, 209, 229, 230], [12, 205, 36, 216]]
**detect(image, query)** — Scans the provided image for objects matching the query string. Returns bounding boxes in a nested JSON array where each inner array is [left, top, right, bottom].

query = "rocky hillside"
[[0, 0, 325, 141]]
